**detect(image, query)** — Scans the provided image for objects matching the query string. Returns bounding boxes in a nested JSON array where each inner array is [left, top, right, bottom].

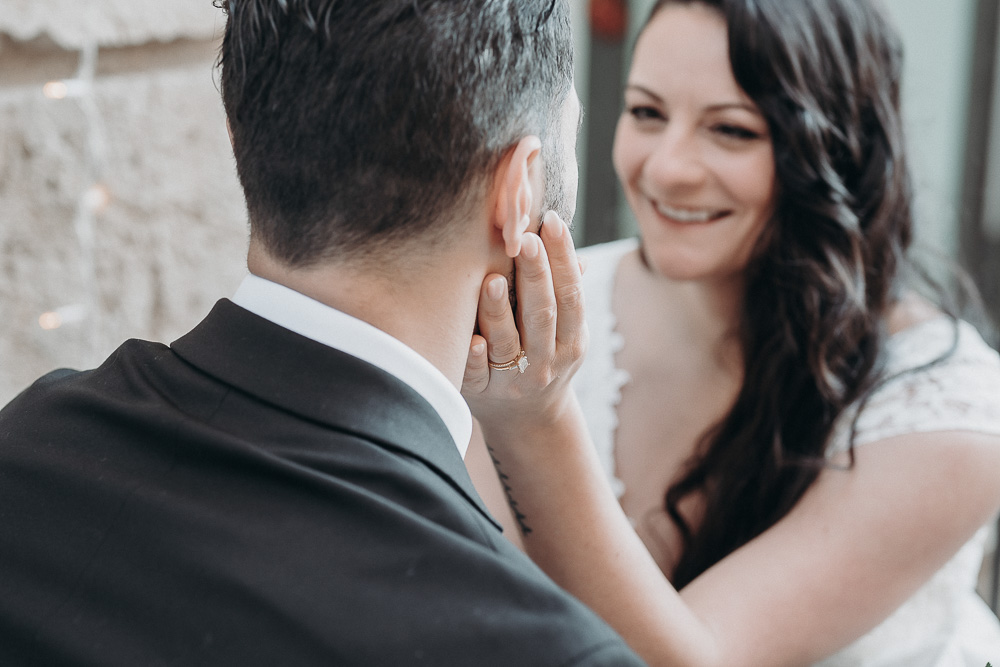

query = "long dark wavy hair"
[[645, 0, 916, 588]]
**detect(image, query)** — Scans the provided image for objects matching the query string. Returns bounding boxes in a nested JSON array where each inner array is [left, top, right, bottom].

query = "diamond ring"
[[488, 349, 529, 374]]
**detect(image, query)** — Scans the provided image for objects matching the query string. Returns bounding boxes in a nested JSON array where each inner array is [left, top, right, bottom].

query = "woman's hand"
[[462, 210, 588, 436], [461, 214, 723, 666]]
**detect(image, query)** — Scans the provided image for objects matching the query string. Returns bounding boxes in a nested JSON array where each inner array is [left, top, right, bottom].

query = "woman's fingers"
[[463, 218, 584, 402], [462, 334, 490, 395], [539, 211, 586, 355], [514, 232, 557, 367], [477, 274, 522, 370]]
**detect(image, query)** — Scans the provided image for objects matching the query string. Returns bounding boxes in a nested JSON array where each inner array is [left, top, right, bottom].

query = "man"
[[0, 1, 644, 665]]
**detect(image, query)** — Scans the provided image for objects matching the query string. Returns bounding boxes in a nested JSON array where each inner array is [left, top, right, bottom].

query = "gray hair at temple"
[[216, 0, 575, 267]]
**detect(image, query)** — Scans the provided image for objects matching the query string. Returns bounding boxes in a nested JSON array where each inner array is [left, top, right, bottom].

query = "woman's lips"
[[653, 201, 731, 224]]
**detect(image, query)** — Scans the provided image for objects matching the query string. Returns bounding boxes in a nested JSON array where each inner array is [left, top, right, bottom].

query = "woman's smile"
[[613, 2, 775, 283], [651, 201, 732, 225]]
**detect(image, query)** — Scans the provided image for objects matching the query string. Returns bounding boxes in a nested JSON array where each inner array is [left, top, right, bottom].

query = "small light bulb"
[[43, 81, 69, 100], [38, 304, 87, 331], [84, 184, 112, 213], [42, 79, 89, 100], [39, 311, 63, 330]]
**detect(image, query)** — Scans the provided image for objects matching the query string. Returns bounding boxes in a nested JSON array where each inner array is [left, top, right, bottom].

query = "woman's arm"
[[463, 216, 1000, 666], [464, 420, 525, 550], [463, 214, 720, 665], [488, 407, 1000, 666]]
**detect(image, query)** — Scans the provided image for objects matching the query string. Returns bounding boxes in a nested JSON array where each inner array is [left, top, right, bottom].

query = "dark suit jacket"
[[0, 300, 644, 666]]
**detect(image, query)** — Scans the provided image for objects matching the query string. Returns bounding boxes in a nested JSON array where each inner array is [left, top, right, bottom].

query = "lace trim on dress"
[[828, 317, 1000, 456], [572, 238, 638, 498]]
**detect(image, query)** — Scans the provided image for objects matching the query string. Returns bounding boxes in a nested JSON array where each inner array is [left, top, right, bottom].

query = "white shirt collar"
[[231, 273, 472, 458]]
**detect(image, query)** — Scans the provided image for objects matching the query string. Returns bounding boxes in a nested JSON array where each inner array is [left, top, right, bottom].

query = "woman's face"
[[613, 3, 776, 283]]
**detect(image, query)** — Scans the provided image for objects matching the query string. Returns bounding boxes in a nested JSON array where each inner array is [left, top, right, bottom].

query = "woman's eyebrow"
[[625, 84, 760, 116]]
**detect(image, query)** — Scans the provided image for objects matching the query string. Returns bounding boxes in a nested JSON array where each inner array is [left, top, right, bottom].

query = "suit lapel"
[[171, 299, 499, 530]]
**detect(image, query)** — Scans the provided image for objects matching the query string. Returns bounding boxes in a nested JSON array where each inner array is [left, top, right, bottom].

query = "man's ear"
[[493, 135, 543, 258]]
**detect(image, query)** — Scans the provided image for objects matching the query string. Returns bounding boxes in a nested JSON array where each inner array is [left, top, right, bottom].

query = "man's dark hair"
[[216, 0, 574, 267]]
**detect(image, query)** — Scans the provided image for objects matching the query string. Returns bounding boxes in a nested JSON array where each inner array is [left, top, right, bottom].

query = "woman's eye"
[[714, 124, 761, 140], [627, 105, 664, 122]]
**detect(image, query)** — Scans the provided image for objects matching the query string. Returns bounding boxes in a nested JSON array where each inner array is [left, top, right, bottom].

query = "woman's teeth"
[[655, 202, 725, 223]]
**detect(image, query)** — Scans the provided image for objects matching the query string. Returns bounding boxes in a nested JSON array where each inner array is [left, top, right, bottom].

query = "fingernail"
[[487, 277, 506, 301], [578, 257, 588, 274], [544, 211, 564, 238], [472, 342, 486, 356], [521, 234, 539, 259]]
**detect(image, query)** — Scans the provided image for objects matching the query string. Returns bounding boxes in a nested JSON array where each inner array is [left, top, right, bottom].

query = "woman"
[[464, 0, 1000, 664]]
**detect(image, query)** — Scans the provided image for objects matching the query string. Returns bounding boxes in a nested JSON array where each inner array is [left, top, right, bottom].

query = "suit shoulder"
[[568, 639, 647, 666]]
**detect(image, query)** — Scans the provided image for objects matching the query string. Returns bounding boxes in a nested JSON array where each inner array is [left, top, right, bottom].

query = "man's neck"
[[247, 245, 484, 389]]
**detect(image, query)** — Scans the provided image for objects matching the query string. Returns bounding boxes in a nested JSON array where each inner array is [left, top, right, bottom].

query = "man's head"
[[217, 0, 575, 268]]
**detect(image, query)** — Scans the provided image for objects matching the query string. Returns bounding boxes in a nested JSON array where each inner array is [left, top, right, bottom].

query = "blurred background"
[[0, 0, 246, 405], [0, 0, 998, 612], [0, 0, 998, 401], [578, 0, 1000, 321]]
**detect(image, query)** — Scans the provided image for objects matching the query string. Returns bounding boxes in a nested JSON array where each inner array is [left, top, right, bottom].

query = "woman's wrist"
[[477, 386, 584, 458]]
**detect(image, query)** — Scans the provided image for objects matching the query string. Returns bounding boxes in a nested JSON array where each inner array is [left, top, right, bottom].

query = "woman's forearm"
[[481, 397, 723, 667]]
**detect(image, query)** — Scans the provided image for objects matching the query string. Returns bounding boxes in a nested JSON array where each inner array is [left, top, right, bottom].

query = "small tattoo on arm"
[[486, 445, 532, 535]]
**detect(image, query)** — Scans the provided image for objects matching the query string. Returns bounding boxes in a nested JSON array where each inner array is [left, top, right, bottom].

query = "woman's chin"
[[638, 244, 745, 285]]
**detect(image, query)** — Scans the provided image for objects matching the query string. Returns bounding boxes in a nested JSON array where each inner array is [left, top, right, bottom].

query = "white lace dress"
[[573, 237, 1000, 666]]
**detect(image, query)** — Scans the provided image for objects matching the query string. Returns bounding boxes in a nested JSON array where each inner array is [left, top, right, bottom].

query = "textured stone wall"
[[0, 1, 248, 405]]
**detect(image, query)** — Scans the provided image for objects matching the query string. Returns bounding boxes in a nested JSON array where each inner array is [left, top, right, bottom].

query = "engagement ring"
[[488, 349, 529, 374]]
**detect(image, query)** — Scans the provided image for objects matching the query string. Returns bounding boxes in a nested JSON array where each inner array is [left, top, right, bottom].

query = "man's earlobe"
[[495, 135, 542, 258]]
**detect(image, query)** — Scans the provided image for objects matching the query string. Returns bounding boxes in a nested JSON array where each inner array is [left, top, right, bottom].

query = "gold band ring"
[[488, 349, 529, 374]]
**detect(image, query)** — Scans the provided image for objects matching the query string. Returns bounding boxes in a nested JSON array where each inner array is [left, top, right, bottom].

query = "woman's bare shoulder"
[[886, 292, 943, 335]]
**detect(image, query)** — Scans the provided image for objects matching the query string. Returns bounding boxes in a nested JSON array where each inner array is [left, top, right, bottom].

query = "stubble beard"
[[507, 144, 572, 316]]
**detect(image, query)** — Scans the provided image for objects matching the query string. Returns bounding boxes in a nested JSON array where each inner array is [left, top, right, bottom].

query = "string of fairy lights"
[[25, 3, 624, 343], [37, 42, 110, 362]]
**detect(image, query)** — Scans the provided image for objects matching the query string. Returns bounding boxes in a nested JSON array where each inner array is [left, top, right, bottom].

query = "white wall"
[[571, 0, 592, 234], [881, 0, 977, 257], [0, 1, 248, 405]]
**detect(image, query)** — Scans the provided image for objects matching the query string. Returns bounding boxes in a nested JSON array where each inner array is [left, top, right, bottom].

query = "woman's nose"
[[643, 126, 707, 191]]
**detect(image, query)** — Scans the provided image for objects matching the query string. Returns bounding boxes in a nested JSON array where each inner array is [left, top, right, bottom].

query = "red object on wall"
[[590, 0, 628, 42]]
